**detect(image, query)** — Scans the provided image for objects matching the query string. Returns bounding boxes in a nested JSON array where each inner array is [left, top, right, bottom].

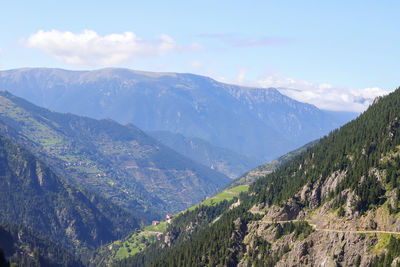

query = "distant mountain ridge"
[[0, 68, 357, 161], [148, 130, 261, 179], [0, 90, 230, 217]]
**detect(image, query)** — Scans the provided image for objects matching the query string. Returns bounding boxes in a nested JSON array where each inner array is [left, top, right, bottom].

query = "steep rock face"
[[276, 232, 374, 267], [0, 91, 230, 216], [0, 68, 356, 161], [320, 170, 347, 199], [242, 220, 374, 266], [0, 135, 140, 251]]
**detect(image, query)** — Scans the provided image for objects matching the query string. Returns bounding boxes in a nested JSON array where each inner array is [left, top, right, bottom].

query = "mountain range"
[[0, 90, 230, 217], [0, 67, 371, 266], [0, 68, 357, 162]]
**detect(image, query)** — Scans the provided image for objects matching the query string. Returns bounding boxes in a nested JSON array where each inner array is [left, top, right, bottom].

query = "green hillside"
[[186, 185, 249, 212], [118, 87, 400, 266], [0, 90, 230, 217], [94, 184, 248, 265], [0, 134, 140, 252], [0, 222, 83, 266]]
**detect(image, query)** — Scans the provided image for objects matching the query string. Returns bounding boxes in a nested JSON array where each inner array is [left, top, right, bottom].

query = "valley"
[[0, 90, 229, 217], [0, 68, 394, 267], [1, 2, 396, 266]]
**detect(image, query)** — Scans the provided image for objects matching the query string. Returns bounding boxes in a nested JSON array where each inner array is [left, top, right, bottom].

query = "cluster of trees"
[[369, 236, 400, 267], [0, 222, 83, 267], [247, 236, 290, 267], [150, 207, 261, 267], [115, 196, 263, 267], [274, 221, 314, 240], [166, 200, 232, 242]]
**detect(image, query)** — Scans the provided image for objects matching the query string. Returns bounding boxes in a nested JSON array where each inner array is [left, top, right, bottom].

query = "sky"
[[0, 1, 399, 112]]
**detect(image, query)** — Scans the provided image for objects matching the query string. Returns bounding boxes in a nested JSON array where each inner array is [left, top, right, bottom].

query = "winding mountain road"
[[264, 219, 400, 235]]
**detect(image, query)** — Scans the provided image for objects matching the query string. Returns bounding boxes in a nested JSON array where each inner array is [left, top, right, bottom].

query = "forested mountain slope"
[[0, 134, 140, 253], [0, 222, 83, 266], [118, 87, 400, 266], [0, 90, 230, 216], [0, 68, 356, 161]]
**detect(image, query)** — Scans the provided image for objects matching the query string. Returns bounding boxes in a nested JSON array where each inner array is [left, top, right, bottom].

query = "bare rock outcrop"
[[320, 170, 347, 199], [261, 199, 302, 222], [277, 231, 375, 267], [307, 180, 322, 209]]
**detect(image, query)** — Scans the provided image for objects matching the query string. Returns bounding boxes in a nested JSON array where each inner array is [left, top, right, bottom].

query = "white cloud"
[[256, 73, 389, 112], [157, 34, 177, 52], [26, 30, 181, 66]]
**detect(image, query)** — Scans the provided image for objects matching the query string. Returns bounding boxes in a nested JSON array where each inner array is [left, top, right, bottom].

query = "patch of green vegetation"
[[115, 233, 156, 259], [370, 235, 400, 266], [274, 221, 314, 241], [111, 221, 168, 260], [185, 185, 249, 212], [144, 222, 167, 232], [228, 185, 249, 194], [375, 234, 392, 251], [337, 206, 345, 217]]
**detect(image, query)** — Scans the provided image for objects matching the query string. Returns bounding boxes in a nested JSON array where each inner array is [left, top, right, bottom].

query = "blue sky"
[[0, 1, 399, 111]]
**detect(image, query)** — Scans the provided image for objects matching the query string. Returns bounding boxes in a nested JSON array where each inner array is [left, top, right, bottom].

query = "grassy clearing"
[[228, 185, 249, 194], [113, 221, 168, 260], [374, 234, 392, 251], [115, 233, 156, 259], [186, 185, 249, 212], [144, 222, 167, 232]]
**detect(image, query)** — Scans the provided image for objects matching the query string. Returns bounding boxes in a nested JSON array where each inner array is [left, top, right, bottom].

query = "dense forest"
[[0, 133, 143, 265], [115, 88, 400, 266], [251, 89, 400, 212], [0, 222, 83, 266]]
